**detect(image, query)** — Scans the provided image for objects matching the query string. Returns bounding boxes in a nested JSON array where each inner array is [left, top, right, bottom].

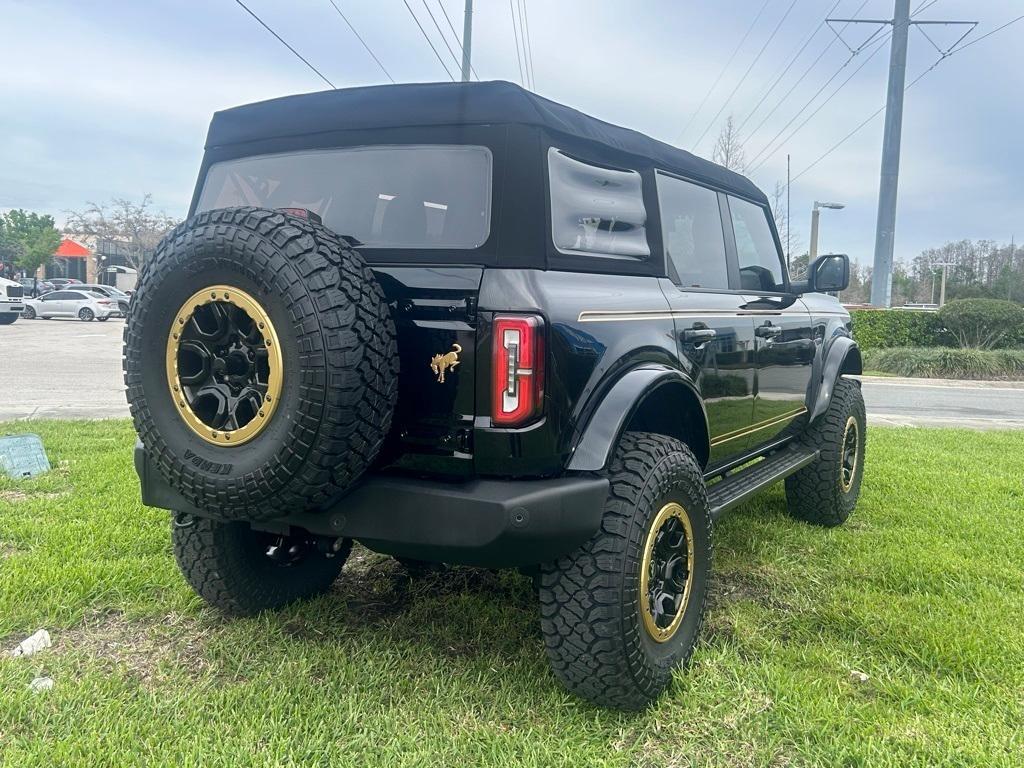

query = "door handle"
[[755, 323, 783, 339], [682, 326, 717, 345]]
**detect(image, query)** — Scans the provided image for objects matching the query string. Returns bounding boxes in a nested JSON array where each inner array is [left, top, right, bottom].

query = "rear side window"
[[729, 196, 785, 292], [656, 173, 729, 289], [548, 148, 649, 260], [197, 145, 492, 250]]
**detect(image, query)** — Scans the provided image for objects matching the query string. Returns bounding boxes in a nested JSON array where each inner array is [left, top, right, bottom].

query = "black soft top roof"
[[205, 80, 766, 204]]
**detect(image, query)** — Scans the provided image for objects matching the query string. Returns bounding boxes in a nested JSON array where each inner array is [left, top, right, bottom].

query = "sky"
[[1, 0, 1022, 268]]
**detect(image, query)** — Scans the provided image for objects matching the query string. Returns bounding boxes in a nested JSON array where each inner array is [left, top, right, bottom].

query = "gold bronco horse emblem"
[[430, 343, 462, 383]]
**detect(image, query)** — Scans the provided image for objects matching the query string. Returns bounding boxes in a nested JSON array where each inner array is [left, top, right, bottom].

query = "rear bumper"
[[134, 442, 607, 567]]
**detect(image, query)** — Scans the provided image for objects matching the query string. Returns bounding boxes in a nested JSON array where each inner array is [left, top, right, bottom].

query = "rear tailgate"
[[372, 266, 482, 477]]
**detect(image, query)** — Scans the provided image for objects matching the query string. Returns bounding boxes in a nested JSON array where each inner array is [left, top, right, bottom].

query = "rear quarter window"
[[548, 148, 649, 260], [197, 145, 492, 250]]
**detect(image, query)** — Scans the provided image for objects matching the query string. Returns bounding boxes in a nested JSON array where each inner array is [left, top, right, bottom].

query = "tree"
[[0, 209, 61, 280], [64, 195, 179, 270], [711, 115, 747, 173]]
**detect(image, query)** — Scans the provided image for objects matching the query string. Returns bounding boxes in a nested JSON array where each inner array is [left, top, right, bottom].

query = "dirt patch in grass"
[[58, 611, 213, 684], [0, 541, 18, 558], [703, 569, 791, 645], [329, 545, 531, 623]]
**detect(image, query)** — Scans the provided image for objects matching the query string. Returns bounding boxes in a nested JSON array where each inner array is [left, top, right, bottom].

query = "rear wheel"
[[98, 316, 109, 322], [171, 514, 349, 616], [539, 432, 713, 710], [78, 307, 94, 322], [785, 377, 866, 527]]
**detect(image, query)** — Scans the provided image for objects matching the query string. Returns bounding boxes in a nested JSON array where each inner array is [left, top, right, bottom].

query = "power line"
[[674, 0, 772, 145], [233, 0, 335, 88], [419, 0, 463, 72], [691, 0, 801, 152], [520, 0, 537, 89], [401, 0, 455, 80], [789, 11, 1024, 184], [736, 0, 843, 135], [436, 0, 479, 79], [742, 0, 872, 148], [508, 0, 526, 86], [749, 30, 892, 171], [326, 1, 395, 82], [952, 12, 1024, 51]]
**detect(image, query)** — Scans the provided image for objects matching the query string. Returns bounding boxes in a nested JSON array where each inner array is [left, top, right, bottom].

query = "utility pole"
[[1008, 235, 1016, 302], [828, 4, 976, 308], [461, 0, 473, 82], [870, 0, 910, 308], [931, 259, 954, 307]]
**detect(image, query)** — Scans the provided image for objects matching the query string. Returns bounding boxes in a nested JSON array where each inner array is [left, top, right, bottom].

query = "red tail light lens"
[[492, 315, 544, 426]]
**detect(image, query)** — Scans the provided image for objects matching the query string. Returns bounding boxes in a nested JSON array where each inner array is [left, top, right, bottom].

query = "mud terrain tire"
[[538, 432, 713, 710]]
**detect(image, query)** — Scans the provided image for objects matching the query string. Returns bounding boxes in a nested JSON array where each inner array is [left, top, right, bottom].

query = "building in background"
[[45, 238, 92, 282]]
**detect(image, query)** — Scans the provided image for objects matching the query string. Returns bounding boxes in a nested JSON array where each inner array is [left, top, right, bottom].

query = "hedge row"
[[849, 309, 948, 351], [864, 347, 1024, 380]]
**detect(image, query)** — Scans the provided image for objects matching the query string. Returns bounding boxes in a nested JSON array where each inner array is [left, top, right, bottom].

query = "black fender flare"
[[809, 337, 863, 421], [567, 364, 709, 472]]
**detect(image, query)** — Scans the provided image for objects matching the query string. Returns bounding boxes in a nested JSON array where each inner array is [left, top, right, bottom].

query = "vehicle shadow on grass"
[[267, 495, 797, 673]]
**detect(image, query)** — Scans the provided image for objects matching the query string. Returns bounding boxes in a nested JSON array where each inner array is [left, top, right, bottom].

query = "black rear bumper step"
[[707, 444, 819, 519]]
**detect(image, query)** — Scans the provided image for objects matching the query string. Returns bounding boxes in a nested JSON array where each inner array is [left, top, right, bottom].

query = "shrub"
[[864, 347, 1024, 380], [849, 309, 947, 351], [937, 299, 1024, 349]]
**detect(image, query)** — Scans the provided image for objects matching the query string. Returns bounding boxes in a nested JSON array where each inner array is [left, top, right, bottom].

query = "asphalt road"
[[858, 376, 1024, 430], [2, 317, 1022, 429], [0, 316, 127, 421]]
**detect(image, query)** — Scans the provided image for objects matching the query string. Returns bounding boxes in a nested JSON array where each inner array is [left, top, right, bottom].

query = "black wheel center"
[[176, 300, 271, 433], [647, 517, 690, 631]]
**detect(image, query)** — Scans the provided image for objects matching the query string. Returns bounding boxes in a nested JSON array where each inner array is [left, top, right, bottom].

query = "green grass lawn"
[[1, 421, 1023, 767]]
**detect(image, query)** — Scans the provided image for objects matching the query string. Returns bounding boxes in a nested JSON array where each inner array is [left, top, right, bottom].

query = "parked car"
[[126, 82, 864, 710], [47, 278, 83, 290], [0, 276, 26, 325], [76, 283, 132, 316], [18, 278, 56, 298], [22, 289, 119, 321]]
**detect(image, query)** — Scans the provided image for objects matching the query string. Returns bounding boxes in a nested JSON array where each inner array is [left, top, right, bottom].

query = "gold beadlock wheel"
[[639, 501, 695, 643], [165, 285, 283, 446], [839, 415, 860, 493]]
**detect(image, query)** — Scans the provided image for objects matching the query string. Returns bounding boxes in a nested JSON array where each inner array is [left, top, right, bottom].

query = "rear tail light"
[[97, 299, 113, 305], [492, 314, 544, 426]]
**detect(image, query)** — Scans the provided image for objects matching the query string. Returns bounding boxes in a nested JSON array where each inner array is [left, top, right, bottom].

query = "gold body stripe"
[[577, 309, 848, 322], [709, 406, 807, 447]]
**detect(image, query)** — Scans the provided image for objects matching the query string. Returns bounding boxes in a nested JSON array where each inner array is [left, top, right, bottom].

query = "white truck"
[[0, 276, 25, 325]]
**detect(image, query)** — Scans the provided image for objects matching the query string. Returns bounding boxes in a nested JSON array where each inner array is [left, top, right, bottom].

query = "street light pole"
[[809, 201, 845, 262]]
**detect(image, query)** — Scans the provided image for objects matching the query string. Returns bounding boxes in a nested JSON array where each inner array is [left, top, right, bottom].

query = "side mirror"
[[806, 253, 849, 294]]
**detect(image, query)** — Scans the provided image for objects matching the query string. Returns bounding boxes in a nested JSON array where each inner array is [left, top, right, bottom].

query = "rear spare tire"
[[124, 207, 398, 520]]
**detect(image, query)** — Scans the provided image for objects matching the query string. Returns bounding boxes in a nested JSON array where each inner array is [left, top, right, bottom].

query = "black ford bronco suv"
[[126, 81, 864, 710]]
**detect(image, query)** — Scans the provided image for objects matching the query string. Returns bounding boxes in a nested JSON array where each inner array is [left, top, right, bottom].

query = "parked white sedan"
[[22, 289, 120, 321]]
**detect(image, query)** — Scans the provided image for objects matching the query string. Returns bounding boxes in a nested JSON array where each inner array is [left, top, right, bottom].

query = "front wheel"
[[171, 515, 349, 616], [785, 377, 866, 527], [22, 305, 36, 320], [539, 432, 713, 710], [78, 307, 94, 322], [0, 314, 17, 325]]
